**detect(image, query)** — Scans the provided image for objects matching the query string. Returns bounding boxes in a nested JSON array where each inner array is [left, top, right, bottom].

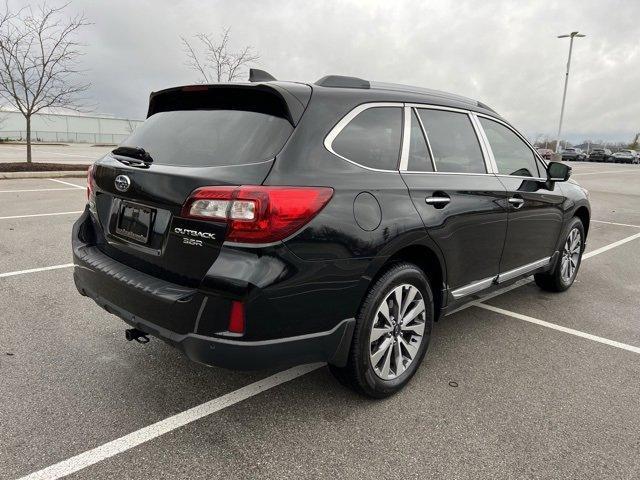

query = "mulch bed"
[[0, 162, 90, 172]]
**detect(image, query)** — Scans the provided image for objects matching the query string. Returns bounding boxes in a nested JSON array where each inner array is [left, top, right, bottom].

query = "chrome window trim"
[[475, 112, 550, 177], [400, 170, 496, 176], [412, 107, 437, 172], [469, 113, 498, 173], [400, 106, 438, 172], [400, 104, 489, 175], [399, 106, 411, 170], [324, 102, 405, 173], [495, 174, 548, 182], [404, 103, 474, 114]]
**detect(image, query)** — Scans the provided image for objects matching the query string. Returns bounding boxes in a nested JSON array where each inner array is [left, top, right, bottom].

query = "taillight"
[[181, 186, 334, 243], [87, 164, 95, 202]]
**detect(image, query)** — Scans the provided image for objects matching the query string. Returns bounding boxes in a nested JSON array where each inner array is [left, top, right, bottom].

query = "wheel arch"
[[574, 205, 590, 236], [364, 242, 446, 321]]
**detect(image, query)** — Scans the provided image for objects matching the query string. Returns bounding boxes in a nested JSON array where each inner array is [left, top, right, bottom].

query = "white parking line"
[[48, 178, 85, 189], [0, 187, 80, 193], [0, 211, 82, 220], [476, 303, 640, 355], [16, 363, 324, 480], [0, 264, 73, 279], [583, 232, 640, 259], [591, 219, 640, 229]]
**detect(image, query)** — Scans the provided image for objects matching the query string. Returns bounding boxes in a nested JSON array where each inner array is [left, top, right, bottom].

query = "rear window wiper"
[[111, 146, 154, 168]]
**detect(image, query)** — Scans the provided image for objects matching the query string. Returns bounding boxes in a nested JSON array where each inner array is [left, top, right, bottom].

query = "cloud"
[[14, 0, 639, 143]]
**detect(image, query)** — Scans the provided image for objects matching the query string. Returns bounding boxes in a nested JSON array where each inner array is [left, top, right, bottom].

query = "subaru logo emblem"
[[114, 175, 131, 192]]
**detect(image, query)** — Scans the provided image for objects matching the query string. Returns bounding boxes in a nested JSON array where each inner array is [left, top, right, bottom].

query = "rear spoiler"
[[147, 82, 311, 126]]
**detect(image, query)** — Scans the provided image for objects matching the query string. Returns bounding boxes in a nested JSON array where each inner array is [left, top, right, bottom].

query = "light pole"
[[555, 31, 585, 153]]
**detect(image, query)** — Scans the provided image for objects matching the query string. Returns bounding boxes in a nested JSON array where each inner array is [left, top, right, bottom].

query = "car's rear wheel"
[[534, 217, 585, 292], [329, 262, 434, 398]]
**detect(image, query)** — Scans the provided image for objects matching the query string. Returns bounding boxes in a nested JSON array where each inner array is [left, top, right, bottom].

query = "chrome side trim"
[[497, 257, 552, 283], [324, 102, 404, 173], [451, 276, 496, 299]]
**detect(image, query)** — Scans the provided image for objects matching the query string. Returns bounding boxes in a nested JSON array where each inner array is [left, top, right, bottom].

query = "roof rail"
[[315, 75, 370, 89], [249, 69, 277, 82]]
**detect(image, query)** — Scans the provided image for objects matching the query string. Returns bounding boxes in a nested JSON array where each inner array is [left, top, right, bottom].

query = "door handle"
[[508, 196, 525, 209], [426, 193, 451, 207]]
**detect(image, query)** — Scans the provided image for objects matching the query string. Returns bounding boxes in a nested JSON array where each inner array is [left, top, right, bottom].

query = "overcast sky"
[[13, 0, 640, 143]]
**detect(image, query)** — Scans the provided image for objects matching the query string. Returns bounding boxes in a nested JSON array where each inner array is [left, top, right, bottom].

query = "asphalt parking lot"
[[1, 161, 639, 479]]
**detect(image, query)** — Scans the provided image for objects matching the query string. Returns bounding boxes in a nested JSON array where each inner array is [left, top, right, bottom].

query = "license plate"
[[115, 202, 154, 244]]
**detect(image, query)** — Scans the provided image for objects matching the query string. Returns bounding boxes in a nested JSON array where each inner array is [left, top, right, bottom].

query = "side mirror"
[[547, 161, 571, 182]]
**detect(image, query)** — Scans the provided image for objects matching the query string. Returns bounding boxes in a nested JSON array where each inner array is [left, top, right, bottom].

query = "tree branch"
[[181, 27, 259, 83]]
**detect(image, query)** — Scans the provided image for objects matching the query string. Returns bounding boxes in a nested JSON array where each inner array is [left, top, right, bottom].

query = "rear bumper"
[[72, 209, 355, 370], [77, 276, 354, 370]]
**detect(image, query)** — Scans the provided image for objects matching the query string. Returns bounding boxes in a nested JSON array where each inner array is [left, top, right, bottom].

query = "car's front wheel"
[[329, 262, 434, 398], [535, 217, 585, 292]]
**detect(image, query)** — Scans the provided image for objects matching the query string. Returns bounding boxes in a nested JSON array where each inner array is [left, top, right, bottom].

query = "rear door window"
[[416, 109, 486, 174], [120, 110, 293, 167], [332, 106, 402, 170], [479, 117, 540, 177]]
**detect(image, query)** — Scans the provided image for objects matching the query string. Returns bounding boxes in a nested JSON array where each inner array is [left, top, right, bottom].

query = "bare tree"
[[0, 2, 90, 162], [181, 27, 259, 83]]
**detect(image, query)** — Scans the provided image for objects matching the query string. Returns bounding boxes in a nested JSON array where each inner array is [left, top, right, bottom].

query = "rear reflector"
[[181, 186, 333, 243], [228, 301, 245, 334]]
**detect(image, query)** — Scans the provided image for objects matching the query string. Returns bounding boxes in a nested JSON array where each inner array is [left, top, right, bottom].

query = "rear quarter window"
[[331, 106, 402, 170], [120, 110, 293, 167]]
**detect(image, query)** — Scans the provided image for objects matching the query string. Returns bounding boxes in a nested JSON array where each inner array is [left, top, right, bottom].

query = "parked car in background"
[[537, 148, 554, 160], [611, 149, 639, 164], [588, 148, 612, 162], [562, 148, 587, 161]]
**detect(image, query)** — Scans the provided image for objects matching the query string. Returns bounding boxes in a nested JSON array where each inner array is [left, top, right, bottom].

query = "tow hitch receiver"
[[125, 328, 150, 344]]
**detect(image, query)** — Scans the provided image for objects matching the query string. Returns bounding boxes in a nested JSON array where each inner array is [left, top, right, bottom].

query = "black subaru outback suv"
[[73, 71, 590, 397]]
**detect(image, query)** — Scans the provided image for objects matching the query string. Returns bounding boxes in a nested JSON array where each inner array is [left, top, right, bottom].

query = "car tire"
[[534, 217, 585, 292], [329, 262, 434, 398]]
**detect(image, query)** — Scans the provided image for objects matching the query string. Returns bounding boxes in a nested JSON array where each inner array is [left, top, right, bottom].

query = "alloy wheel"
[[561, 227, 581, 283], [369, 284, 426, 380]]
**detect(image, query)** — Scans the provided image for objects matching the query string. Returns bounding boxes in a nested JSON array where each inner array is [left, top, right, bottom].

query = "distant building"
[[0, 110, 144, 144]]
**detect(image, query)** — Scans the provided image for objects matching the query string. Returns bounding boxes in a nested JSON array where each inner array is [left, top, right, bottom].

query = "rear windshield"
[[120, 110, 293, 167]]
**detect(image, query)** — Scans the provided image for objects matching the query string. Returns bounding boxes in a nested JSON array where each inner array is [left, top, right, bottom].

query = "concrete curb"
[[0, 170, 87, 179]]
